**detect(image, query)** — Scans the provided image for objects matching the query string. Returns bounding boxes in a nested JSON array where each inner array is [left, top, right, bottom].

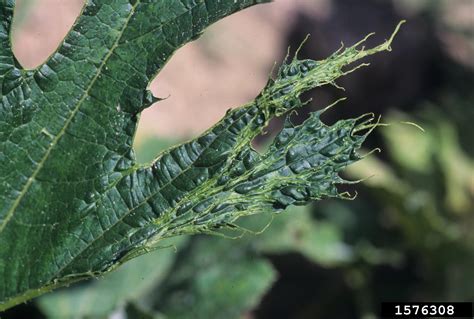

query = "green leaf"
[[252, 206, 353, 266], [0, 0, 404, 309], [147, 237, 276, 319], [0, 0, 270, 308], [36, 136, 182, 319]]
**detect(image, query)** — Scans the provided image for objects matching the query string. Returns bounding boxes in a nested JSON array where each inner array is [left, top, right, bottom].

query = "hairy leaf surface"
[[0, 0, 403, 310]]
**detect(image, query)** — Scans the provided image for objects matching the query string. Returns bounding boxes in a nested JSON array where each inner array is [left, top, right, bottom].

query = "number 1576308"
[[381, 302, 473, 318], [395, 304, 454, 316]]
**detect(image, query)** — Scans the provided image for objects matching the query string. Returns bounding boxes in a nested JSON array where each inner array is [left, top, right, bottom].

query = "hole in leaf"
[[134, 5, 284, 147], [11, 0, 85, 69], [252, 115, 284, 154]]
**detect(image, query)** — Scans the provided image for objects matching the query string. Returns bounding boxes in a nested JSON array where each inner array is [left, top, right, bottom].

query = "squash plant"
[[0, 0, 403, 311]]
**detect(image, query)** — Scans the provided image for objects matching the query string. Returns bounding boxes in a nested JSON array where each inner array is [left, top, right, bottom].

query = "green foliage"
[[37, 237, 188, 319], [35, 204, 341, 319], [40, 109, 473, 318], [345, 109, 474, 302], [252, 206, 353, 266], [147, 238, 276, 319], [38, 231, 277, 319], [0, 0, 403, 310]]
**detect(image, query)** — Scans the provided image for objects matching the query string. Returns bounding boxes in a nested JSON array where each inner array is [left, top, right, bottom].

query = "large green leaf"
[[144, 237, 276, 319], [0, 0, 270, 308], [0, 0, 404, 310], [252, 206, 353, 266]]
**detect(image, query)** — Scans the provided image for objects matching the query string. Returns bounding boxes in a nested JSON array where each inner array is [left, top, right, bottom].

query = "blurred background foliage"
[[4, 0, 473, 318]]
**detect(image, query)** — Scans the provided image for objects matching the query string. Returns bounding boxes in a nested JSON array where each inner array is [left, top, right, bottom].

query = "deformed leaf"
[[0, 0, 404, 310], [0, 0, 271, 308]]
